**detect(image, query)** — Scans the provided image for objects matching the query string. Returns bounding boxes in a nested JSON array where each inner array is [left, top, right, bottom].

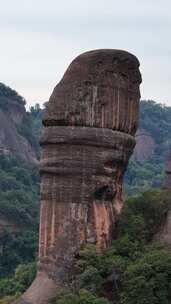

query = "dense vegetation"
[[124, 159, 164, 196], [0, 83, 26, 106], [0, 156, 39, 226], [124, 100, 171, 195], [1, 190, 170, 303], [140, 100, 171, 155], [29, 103, 44, 139], [54, 190, 171, 304], [0, 155, 39, 285]]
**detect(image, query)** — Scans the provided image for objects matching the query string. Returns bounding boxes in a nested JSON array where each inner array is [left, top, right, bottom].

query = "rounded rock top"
[[43, 49, 142, 135]]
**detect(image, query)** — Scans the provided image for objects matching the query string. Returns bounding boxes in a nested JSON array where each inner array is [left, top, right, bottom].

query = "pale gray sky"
[[0, 0, 171, 107]]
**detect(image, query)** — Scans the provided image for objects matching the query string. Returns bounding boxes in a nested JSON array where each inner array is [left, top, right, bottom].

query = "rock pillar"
[[16, 49, 141, 304]]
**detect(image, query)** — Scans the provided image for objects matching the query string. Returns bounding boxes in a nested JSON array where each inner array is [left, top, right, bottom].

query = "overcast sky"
[[0, 0, 171, 107]]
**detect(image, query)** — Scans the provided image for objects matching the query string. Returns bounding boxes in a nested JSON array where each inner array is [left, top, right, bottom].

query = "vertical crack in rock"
[[16, 49, 141, 304]]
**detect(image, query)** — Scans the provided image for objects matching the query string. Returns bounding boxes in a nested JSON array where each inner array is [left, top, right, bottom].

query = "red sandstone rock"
[[44, 49, 141, 135], [16, 49, 141, 304]]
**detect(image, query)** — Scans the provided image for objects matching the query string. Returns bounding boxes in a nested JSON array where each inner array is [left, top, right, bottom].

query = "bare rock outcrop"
[[0, 89, 38, 165], [16, 49, 141, 304], [133, 128, 155, 161]]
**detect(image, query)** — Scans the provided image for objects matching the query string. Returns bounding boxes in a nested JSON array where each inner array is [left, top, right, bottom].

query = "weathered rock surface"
[[44, 49, 141, 135], [133, 128, 155, 161], [16, 49, 141, 304], [0, 94, 38, 165]]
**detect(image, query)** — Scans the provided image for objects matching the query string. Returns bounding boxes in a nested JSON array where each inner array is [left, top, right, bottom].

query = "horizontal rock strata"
[[16, 49, 141, 304]]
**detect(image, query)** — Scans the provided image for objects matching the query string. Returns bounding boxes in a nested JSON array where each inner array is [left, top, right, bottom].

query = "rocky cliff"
[[0, 83, 38, 165], [133, 128, 155, 161], [16, 49, 141, 304], [0, 83, 39, 248]]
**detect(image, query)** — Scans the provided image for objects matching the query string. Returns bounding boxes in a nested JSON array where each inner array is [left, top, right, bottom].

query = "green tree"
[[121, 247, 171, 304]]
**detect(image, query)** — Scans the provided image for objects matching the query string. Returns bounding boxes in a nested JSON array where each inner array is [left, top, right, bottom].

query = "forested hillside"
[[0, 84, 40, 303], [125, 100, 171, 196], [0, 83, 171, 303]]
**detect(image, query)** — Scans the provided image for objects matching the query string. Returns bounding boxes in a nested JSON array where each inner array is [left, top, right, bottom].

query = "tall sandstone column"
[[17, 50, 141, 304]]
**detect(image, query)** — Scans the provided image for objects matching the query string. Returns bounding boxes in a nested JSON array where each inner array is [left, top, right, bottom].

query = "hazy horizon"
[[0, 0, 171, 107]]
